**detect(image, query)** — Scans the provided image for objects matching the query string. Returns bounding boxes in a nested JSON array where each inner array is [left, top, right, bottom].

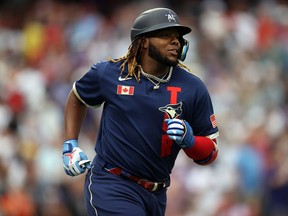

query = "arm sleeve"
[[184, 137, 218, 165], [184, 79, 219, 165]]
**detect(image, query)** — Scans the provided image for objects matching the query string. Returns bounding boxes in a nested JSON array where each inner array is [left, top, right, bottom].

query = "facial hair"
[[148, 43, 178, 66]]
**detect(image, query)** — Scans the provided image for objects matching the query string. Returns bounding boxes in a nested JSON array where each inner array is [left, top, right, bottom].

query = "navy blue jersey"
[[74, 60, 218, 181]]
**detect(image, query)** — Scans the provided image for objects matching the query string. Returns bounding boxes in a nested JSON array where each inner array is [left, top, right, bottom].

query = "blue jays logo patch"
[[159, 102, 183, 119]]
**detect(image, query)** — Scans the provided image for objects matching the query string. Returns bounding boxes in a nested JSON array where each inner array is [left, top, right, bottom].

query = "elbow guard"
[[183, 136, 218, 165]]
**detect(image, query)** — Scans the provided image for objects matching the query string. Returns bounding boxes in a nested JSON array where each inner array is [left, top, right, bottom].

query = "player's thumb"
[[79, 152, 91, 169]]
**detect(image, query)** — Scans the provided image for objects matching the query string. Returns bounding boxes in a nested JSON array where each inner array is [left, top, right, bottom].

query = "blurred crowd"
[[0, 0, 287, 215]]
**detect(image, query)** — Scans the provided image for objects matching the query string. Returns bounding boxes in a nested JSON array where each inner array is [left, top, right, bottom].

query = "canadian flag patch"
[[210, 114, 217, 128], [117, 85, 134, 95]]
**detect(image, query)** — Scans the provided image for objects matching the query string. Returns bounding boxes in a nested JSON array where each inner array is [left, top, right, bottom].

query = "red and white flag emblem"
[[117, 85, 134, 95], [210, 114, 217, 128]]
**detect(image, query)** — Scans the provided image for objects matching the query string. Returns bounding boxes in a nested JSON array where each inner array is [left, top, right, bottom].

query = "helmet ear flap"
[[178, 38, 189, 61]]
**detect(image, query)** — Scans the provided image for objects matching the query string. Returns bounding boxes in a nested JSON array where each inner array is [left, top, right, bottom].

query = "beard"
[[148, 43, 178, 66]]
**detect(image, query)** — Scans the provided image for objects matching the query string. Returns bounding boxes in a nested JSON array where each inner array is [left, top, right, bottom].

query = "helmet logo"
[[165, 11, 176, 23]]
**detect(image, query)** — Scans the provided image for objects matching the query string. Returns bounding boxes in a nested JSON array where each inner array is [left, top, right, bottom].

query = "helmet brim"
[[131, 24, 191, 41]]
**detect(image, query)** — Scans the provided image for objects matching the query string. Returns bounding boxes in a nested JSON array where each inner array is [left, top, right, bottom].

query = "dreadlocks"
[[108, 37, 191, 82], [108, 37, 143, 82]]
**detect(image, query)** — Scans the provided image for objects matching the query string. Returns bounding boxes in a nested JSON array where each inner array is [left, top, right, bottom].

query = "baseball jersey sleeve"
[[186, 79, 218, 138], [73, 63, 105, 107]]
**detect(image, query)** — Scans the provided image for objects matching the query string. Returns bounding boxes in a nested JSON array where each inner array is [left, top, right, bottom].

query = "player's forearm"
[[64, 90, 87, 140], [183, 136, 218, 165]]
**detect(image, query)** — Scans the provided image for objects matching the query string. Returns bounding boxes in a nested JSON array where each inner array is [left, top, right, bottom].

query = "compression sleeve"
[[184, 136, 218, 165]]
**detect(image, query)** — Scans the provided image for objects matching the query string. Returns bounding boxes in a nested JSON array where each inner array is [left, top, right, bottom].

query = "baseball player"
[[62, 8, 219, 216]]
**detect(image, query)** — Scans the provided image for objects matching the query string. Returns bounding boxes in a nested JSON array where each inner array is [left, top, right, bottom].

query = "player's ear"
[[142, 37, 149, 49]]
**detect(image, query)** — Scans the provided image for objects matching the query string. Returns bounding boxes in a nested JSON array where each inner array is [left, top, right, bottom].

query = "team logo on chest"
[[159, 102, 183, 119]]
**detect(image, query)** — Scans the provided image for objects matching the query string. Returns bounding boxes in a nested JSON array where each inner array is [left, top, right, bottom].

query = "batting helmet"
[[130, 8, 192, 41]]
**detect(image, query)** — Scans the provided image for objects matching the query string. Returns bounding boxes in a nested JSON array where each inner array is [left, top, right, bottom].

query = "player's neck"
[[139, 61, 170, 78]]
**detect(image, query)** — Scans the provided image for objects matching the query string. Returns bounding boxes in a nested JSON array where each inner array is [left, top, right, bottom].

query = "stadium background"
[[0, 0, 287, 215]]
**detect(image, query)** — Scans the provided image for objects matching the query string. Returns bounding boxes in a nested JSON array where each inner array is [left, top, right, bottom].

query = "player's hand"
[[165, 119, 195, 148], [62, 139, 91, 176]]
